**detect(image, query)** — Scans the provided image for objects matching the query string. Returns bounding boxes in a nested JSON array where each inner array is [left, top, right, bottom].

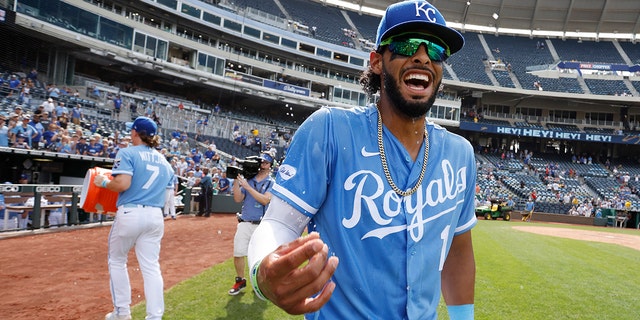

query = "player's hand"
[[93, 174, 107, 187], [256, 232, 339, 315]]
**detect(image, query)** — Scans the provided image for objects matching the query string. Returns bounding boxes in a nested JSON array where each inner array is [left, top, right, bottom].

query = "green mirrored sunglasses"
[[379, 37, 450, 62]]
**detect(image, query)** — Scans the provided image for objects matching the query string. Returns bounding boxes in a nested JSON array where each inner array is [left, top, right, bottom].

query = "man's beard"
[[382, 67, 438, 118]]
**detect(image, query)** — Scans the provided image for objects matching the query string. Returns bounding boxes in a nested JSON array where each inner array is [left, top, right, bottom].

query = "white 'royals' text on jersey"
[[270, 106, 477, 320]]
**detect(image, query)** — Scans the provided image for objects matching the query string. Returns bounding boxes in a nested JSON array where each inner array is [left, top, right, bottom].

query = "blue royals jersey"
[[167, 174, 178, 189], [271, 106, 477, 320], [111, 145, 174, 208]]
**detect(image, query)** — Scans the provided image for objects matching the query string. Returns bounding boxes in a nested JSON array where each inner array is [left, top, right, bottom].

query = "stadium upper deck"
[[7, 1, 640, 99], [0, 1, 636, 153]]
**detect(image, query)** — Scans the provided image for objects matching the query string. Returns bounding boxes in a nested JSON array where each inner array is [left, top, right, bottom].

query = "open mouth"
[[404, 72, 431, 91]]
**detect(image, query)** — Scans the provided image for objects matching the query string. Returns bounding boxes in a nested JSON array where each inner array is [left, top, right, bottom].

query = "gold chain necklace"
[[377, 108, 429, 197]]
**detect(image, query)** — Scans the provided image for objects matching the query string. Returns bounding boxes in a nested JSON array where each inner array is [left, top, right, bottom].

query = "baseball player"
[[94, 116, 174, 320], [163, 173, 178, 220], [248, 1, 476, 319]]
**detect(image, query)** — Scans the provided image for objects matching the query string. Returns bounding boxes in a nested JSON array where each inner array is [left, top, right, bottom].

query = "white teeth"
[[405, 74, 430, 83]]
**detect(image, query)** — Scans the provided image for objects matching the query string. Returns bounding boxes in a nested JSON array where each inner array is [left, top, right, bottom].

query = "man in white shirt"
[[176, 156, 188, 177], [43, 98, 55, 116]]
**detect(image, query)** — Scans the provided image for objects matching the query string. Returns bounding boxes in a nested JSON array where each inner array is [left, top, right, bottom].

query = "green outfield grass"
[[132, 221, 640, 319]]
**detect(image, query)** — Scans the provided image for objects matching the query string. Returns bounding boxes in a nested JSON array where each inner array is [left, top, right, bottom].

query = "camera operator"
[[228, 152, 275, 296]]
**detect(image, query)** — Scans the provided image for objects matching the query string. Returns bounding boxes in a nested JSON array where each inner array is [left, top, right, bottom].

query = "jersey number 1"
[[438, 225, 450, 271]]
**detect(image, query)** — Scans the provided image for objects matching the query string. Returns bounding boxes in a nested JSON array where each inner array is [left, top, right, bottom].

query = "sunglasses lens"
[[388, 39, 448, 62], [389, 41, 417, 56], [426, 43, 447, 62]]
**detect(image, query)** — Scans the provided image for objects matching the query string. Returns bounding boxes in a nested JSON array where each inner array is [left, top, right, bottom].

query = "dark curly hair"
[[359, 67, 381, 97], [359, 47, 386, 98]]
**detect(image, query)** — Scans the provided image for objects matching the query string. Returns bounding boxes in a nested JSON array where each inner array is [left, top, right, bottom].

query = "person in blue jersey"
[[75, 136, 89, 155], [523, 198, 535, 222], [218, 171, 231, 195], [0, 115, 9, 147], [163, 173, 179, 220], [247, 1, 476, 319], [113, 95, 122, 120], [11, 115, 37, 148], [94, 116, 174, 320]]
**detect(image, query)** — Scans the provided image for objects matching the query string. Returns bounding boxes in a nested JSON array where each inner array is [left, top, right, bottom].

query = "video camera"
[[226, 156, 261, 180]]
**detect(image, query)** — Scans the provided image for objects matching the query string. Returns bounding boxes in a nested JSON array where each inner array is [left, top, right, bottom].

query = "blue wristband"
[[101, 179, 108, 188], [447, 304, 474, 320]]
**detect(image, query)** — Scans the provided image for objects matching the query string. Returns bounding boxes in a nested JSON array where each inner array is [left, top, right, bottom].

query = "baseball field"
[[0, 214, 638, 319]]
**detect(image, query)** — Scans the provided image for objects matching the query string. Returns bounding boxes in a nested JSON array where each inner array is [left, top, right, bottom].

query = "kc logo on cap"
[[414, 2, 439, 23], [375, 0, 464, 54]]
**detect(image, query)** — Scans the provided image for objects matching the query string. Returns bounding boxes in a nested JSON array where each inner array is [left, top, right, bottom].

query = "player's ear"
[[370, 51, 383, 75]]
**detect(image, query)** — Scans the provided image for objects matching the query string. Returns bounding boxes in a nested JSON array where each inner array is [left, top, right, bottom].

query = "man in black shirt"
[[196, 168, 213, 217]]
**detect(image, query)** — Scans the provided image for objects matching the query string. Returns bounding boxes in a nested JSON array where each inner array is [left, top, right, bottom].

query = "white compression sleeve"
[[248, 196, 311, 269]]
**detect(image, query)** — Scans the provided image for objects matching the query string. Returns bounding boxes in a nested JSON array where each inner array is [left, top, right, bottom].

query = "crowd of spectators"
[[1, 70, 286, 160], [0, 102, 136, 158], [475, 145, 640, 217]]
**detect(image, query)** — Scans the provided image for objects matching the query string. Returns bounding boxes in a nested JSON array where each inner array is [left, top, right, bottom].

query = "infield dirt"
[[513, 225, 640, 251], [0, 213, 237, 320]]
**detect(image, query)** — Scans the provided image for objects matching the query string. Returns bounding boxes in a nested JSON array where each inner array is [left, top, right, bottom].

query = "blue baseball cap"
[[375, 1, 464, 54], [259, 153, 273, 164], [126, 116, 157, 137]]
